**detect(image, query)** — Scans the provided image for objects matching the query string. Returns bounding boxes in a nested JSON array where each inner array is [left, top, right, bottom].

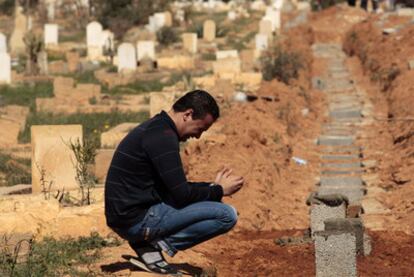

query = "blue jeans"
[[113, 201, 238, 257]]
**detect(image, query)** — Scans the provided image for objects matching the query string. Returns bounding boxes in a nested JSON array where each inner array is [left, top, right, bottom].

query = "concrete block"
[[315, 230, 357, 277], [324, 218, 364, 255], [320, 176, 363, 187], [310, 202, 346, 236], [321, 169, 364, 176], [330, 109, 361, 119], [317, 135, 354, 146], [322, 162, 362, 169], [320, 145, 362, 154], [318, 186, 365, 204], [321, 154, 360, 161]]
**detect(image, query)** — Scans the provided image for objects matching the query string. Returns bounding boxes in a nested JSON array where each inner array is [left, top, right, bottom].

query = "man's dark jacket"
[[105, 111, 223, 229]]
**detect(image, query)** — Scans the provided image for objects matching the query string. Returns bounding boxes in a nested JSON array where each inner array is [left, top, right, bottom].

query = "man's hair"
[[172, 90, 220, 120]]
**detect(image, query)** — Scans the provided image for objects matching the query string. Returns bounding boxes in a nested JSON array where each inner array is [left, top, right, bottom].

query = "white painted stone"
[[408, 60, 414, 70], [397, 7, 414, 17], [255, 34, 268, 51], [148, 12, 166, 32], [259, 18, 273, 36], [182, 33, 197, 54], [250, 0, 267, 11], [297, 2, 311, 11], [0, 33, 6, 53], [44, 24, 58, 45], [273, 0, 284, 9], [117, 43, 136, 72], [265, 7, 281, 31], [216, 50, 238, 60], [86, 21, 103, 47], [228, 10, 236, 21], [137, 40, 155, 61], [0, 53, 11, 84]]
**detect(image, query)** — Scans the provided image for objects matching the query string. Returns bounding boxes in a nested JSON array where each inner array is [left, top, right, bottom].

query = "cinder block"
[[315, 231, 357, 277], [317, 135, 354, 146], [310, 202, 346, 237], [324, 218, 364, 255], [318, 186, 366, 204], [320, 176, 363, 187]]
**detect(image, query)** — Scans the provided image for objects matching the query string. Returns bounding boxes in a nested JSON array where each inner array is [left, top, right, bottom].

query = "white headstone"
[[0, 53, 11, 84], [117, 43, 136, 72], [154, 13, 165, 31], [216, 50, 238, 60], [87, 21, 103, 47], [273, 0, 284, 9], [0, 33, 6, 53], [255, 34, 268, 51], [137, 41, 155, 61], [228, 11, 236, 21], [182, 33, 197, 54], [44, 24, 58, 45], [265, 8, 281, 31]]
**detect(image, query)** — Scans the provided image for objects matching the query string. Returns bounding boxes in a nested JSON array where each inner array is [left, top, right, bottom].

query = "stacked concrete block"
[[324, 218, 364, 255], [314, 230, 357, 277], [310, 202, 346, 237]]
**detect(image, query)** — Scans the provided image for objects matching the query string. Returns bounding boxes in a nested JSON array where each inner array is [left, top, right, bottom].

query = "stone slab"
[[409, 60, 414, 70], [322, 162, 362, 168], [318, 186, 365, 204], [317, 136, 354, 146], [320, 176, 363, 187], [321, 169, 364, 176], [321, 154, 360, 161], [31, 125, 83, 194], [320, 145, 361, 154], [330, 109, 361, 119]]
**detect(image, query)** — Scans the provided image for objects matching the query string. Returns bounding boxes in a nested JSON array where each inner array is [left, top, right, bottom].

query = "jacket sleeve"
[[142, 128, 223, 207]]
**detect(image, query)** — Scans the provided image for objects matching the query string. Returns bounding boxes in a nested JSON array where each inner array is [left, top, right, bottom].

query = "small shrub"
[[68, 138, 97, 206], [157, 26, 179, 46], [261, 46, 303, 84], [0, 152, 31, 186]]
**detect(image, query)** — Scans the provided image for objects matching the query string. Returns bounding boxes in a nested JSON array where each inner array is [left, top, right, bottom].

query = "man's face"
[[180, 112, 215, 142]]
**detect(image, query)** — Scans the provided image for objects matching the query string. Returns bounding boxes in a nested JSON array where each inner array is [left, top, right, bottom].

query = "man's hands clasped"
[[214, 167, 244, 196]]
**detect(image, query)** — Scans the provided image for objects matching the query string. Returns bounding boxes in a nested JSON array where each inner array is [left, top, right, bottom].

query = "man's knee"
[[220, 204, 238, 230]]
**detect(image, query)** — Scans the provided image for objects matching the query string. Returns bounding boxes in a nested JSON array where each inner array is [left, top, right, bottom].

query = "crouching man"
[[105, 90, 244, 274]]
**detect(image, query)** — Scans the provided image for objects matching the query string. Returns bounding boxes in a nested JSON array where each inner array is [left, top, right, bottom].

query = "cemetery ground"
[[1, 1, 414, 276]]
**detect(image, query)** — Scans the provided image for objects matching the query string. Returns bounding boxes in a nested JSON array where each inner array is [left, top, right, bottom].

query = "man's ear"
[[183, 109, 193, 121]]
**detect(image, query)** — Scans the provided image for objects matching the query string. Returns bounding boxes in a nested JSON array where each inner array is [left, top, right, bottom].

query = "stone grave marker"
[[38, 51, 48, 75], [137, 40, 155, 61], [10, 6, 27, 54], [213, 57, 241, 79], [259, 19, 273, 36], [66, 51, 80, 72], [101, 30, 114, 52], [31, 125, 83, 193], [150, 92, 175, 117], [0, 53, 11, 84], [164, 11, 173, 27], [182, 33, 197, 54], [87, 21, 103, 60], [255, 34, 268, 51], [203, 20, 216, 42], [228, 10, 236, 21], [46, 0, 55, 21], [117, 43, 136, 72], [0, 33, 7, 53], [216, 50, 238, 60], [101, 122, 137, 148], [265, 7, 281, 32], [44, 24, 58, 46]]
